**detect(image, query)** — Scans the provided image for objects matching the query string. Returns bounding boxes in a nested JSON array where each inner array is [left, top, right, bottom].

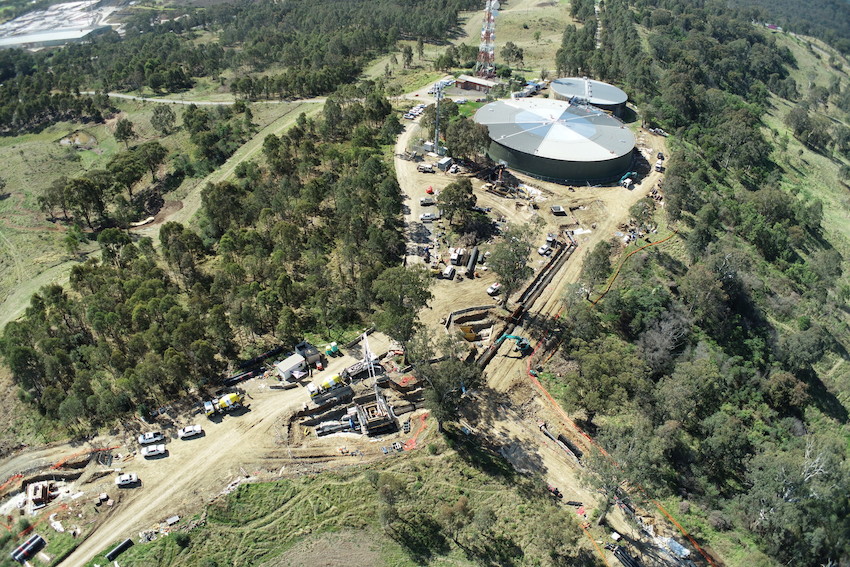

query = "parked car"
[[420, 213, 438, 222], [392, 442, 404, 452], [137, 431, 164, 445], [141, 444, 166, 458], [538, 244, 552, 256], [486, 282, 502, 296], [420, 197, 436, 206], [177, 425, 203, 439], [115, 473, 139, 487]]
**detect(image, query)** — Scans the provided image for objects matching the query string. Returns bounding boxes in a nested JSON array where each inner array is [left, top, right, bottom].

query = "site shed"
[[275, 353, 307, 380]]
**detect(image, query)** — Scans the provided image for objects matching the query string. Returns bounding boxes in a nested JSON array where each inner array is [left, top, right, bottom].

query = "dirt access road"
[[81, 91, 327, 106], [54, 333, 395, 567], [391, 110, 672, 560]]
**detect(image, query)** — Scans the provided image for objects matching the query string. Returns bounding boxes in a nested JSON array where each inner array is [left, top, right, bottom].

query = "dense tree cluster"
[[3, 89, 405, 426], [549, 1, 850, 564], [0, 0, 475, 134], [732, 0, 850, 54]]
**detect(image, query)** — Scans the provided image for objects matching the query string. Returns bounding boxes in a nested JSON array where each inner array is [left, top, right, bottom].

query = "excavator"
[[494, 333, 533, 356]]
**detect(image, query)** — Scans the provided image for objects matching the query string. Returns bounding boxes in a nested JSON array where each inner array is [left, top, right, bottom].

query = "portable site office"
[[275, 353, 307, 380]]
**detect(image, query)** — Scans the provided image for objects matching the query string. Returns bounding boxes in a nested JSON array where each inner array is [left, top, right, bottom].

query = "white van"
[[442, 265, 456, 280]]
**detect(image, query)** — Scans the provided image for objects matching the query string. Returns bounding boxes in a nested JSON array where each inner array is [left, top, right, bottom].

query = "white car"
[[420, 197, 435, 206], [177, 425, 203, 439], [420, 213, 438, 222], [140, 444, 166, 458], [538, 244, 552, 256], [115, 473, 139, 487], [137, 431, 164, 445], [486, 283, 502, 296]]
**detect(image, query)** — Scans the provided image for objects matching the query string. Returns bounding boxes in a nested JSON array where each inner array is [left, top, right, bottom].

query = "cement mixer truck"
[[204, 392, 244, 417], [308, 374, 344, 399]]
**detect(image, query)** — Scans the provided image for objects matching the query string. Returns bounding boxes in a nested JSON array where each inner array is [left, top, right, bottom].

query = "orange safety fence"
[[514, 228, 717, 566], [590, 229, 680, 307], [17, 504, 68, 539], [51, 446, 119, 470], [0, 473, 23, 493], [403, 413, 429, 451], [580, 521, 612, 567]]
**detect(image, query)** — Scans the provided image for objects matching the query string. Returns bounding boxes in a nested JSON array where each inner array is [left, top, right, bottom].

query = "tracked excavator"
[[494, 333, 533, 356]]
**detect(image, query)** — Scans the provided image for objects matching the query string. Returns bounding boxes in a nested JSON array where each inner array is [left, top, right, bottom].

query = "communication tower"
[[433, 83, 444, 150], [475, 0, 499, 78]]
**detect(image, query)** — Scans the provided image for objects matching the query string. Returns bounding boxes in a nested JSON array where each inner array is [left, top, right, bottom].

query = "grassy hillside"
[[83, 435, 594, 567]]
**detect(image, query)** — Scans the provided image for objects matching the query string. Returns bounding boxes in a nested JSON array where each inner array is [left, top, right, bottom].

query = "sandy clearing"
[[56, 333, 396, 567]]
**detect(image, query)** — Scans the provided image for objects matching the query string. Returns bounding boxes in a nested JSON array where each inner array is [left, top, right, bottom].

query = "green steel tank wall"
[[487, 140, 634, 183]]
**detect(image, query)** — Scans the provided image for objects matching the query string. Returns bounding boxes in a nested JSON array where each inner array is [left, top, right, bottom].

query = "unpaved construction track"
[[0, 103, 681, 565], [32, 334, 400, 567]]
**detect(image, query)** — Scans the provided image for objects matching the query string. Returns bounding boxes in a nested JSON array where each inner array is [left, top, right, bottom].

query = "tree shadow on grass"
[[446, 428, 518, 480], [805, 370, 849, 423], [464, 534, 524, 566], [391, 515, 450, 563]]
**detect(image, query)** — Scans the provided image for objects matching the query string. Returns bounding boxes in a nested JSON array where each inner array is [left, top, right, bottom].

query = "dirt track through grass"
[[0, 101, 322, 329]]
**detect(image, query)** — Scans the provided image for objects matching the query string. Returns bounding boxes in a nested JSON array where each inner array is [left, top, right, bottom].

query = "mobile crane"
[[494, 333, 533, 356]]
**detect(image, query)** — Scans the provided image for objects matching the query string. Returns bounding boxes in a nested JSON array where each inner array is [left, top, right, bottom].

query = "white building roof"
[[457, 74, 498, 88]]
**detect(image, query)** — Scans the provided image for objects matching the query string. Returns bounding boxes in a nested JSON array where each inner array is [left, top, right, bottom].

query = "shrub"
[[173, 532, 190, 548], [708, 510, 732, 531]]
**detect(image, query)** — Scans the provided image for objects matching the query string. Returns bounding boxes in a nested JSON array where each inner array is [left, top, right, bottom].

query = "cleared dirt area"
[[9, 333, 417, 567], [391, 106, 676, 563]]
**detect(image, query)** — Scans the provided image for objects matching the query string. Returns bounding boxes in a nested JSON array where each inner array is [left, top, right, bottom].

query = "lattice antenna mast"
[[433, 84, 444, 151], [362, 333, 378, 396], [475, 0, 499, 78]]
